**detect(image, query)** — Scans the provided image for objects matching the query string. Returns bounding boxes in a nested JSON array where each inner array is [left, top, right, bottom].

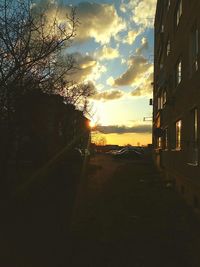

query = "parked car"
[[113, 148, 142, 159], [114, 148, 129, 155], [108, 148, 127, 155], [106, 149, 117, 155]]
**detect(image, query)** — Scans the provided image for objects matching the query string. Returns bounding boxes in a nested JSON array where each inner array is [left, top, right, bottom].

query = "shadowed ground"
[[1, 154, 200, 267], [67, 154, 200, 267]]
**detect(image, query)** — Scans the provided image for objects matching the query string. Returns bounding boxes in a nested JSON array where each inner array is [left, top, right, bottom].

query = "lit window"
[[176, 120, 182, 150], [176, 0, 182, 27], [176, 59, 182, 86], [158, 137, 162, 149]]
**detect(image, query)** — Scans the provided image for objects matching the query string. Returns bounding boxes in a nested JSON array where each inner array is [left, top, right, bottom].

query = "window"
[[164, 128, 168, 149], [175, 59, 182, 86], [158, 137, 162, 149], [190, 25, 199, 73], [194, 108, 198, 144], [176, 120, 182, 150], [163, 91, 167, 106], [158, 47, 164, 70], [160, 96, 163, 109], [176, 0, 182, 27], [158, 97, 161, 110], [188, 108, 198, 165], [167, 0, 170, 10], [157, 91, 167, 111], [166, 39, 170, 56], [158, 94, 164, 110], [160, 91, 167, 109], [159, 53, 164, 69]]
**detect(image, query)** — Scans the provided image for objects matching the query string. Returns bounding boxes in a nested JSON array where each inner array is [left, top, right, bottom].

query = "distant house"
[[153, 0, 200, 212]]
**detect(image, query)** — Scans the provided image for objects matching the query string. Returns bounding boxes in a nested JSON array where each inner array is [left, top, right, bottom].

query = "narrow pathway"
[[66, 154, 200, 267], [6, 154, 200, 267], [70, 154, 122, 233]]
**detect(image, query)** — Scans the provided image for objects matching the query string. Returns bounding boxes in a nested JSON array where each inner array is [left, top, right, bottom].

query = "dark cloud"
[[75, 2, 126, 44], [96, 124, 152, 134]]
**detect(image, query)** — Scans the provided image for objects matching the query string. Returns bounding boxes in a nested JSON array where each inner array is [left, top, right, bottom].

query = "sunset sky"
[[41, 0, 157, 145]]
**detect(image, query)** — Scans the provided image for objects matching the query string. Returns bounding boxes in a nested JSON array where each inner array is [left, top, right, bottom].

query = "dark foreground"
[[1, 154, 200, 267]]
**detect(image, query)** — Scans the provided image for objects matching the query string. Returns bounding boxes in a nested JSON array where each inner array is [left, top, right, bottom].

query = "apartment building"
[[153, 0, 200, 211]]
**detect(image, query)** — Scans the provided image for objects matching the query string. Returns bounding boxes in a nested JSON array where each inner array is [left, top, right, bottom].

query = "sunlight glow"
[[89, 120, 96, 128]]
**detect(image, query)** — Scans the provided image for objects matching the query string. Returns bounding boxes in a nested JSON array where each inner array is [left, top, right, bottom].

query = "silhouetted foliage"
[[0, 0, 78, 120], [0, 1, 93, 185]]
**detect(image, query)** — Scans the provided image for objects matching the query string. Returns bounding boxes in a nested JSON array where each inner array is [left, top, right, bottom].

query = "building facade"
[[12, 91, 90, 167], [153, 0, 200, 211]]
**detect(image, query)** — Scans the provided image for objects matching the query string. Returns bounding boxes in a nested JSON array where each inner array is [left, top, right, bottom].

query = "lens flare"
[[89, 120, 96, 128]]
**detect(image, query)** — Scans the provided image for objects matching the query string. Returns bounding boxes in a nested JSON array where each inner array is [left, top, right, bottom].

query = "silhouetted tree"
[[0, 0, 79, 181], [92, 132, 107, 146], [0, 0, 96, 185], [0, 0, 78, 119]]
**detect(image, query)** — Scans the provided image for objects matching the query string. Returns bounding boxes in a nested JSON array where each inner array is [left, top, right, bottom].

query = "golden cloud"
[[120, 0, 156, 29], [92, 89, 124, 101], [33, 1, 126, 44], [114, 55, 152, 86], [123, 29, 141, 45], [136, 37, 149, 55], [131, 0, 156, 29], [107, 76, 115, 86], [95, 45, 120, 60], [131, 72, 153, 97], [75, 2, 126, 44]]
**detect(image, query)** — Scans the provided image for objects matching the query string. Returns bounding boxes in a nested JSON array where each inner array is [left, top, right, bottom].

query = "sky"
[[39, 0, 157, 146]]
